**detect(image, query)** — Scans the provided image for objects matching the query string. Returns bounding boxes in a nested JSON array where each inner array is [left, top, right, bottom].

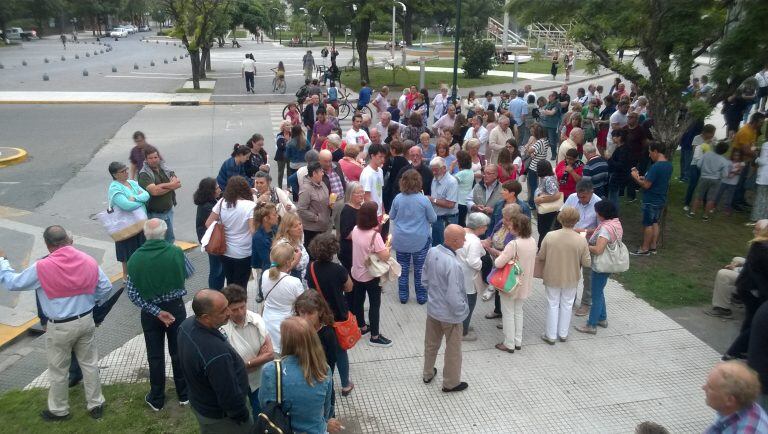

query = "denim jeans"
[[141, 297, 187, 408], [147, 209, 175, 244], [207, 254, 225, 290], [684, 165, 701, 207], [526, 174, 539, 210], [588, 270, 609, 327], [336, 346, 350, 388], [463, 293, 477, 335], [249, 388, 260, 419], [396, 241, 430, 304], [679, 147, 693, 180], [431, 214, 458, 246], [545, 127, 559, 159]]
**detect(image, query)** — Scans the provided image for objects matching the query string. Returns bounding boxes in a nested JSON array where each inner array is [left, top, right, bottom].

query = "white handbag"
[[591, 226, 630, 273], [96, 206, 147, 241]]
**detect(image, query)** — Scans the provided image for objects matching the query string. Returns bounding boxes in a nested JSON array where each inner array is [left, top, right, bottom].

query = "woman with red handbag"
[[492, 213, 537, 353], [306, 233, 356, 396]]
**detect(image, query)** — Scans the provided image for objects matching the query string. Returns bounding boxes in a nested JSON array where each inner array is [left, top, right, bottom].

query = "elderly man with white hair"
[[557, 127, 584, 164], [369, 127, 383, 147], [376, 111, 400, 142], [488, 115, 515, 164], [427, 156, 459, 246], [318, 149, 347, 229], [127, 218, 195, 411]]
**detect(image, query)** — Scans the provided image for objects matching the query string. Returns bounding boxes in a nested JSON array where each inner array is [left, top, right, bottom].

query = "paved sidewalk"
[[0, 91, 210, 104], [24, 259, 716, 433]]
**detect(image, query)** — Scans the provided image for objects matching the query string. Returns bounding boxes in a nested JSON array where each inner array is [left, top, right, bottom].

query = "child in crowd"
[[716, 150, 744, 216], [687, 140, 730, 220]]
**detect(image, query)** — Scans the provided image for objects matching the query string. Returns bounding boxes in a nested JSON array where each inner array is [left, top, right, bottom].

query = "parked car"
[[110, 27, 129, 38], [139, 25, 151, 32], [3, 27, 37, 41], [126, 25, 138, 34]]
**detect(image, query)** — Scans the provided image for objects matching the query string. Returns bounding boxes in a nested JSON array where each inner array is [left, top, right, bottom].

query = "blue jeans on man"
[[431, 214, 458, 246], [147, 209, 175, 244]]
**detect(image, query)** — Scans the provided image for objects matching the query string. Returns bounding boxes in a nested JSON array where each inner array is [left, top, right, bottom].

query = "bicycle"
[[282, 100, 305, 120], [271, 68, 286, 94], [336, 90, 373, 120]]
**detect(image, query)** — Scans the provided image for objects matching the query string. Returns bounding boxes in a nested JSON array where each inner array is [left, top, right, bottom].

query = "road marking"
[[129, 72, 190, 76], [0, 182, 21, 184], [104, 75, 186, 80]]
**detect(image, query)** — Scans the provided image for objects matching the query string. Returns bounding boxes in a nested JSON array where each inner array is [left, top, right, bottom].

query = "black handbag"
[[254, 359, 292, 433]]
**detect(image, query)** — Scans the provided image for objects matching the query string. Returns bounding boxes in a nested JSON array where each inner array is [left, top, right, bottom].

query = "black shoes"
[[68, 375, 82, 388], [89, 404, 104, 420], [442, 382, 469, 393], [423, 367, 437, 384], [41, 410, 71, 422]]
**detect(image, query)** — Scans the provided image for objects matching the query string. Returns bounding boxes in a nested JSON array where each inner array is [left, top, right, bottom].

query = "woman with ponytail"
[[261, 242, 306, 353], [216, 143, 253, 190]]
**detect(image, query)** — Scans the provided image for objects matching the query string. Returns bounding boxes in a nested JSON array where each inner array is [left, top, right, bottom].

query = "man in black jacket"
[[178, 290, 252, 432], [302, 94, 322, 145], [394, 144, 433, 198]]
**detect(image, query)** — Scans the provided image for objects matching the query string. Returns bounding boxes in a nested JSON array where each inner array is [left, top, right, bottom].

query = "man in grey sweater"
[[421, 224, 469, 393]]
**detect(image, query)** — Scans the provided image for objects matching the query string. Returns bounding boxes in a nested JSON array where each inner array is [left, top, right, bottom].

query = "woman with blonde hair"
[[259, 316, 342, 433], [274, 211, 310, 283], [493, 213, 537, 353], [261, 242, 305, 353], [464, 138, 486, 181], [536, 206, 591, 345]]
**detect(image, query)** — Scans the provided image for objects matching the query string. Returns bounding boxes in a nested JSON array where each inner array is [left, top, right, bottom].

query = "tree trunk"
[[355, 19, 371, 83], [403, 9, 413, 46], [190, 50, 201, 89], [202, 45, 212, 73]]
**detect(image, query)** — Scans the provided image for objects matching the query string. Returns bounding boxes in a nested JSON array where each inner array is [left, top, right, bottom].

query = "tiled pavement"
[[22, 255, 716, 433]]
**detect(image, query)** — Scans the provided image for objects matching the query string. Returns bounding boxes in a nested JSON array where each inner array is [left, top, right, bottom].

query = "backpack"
[[295, 85, 308, 100], [531, 107, 541, 120], [254, 359, 292, 434]]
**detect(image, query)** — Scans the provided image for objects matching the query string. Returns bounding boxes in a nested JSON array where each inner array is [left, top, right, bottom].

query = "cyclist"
[[326, 81, 340, 110], [357, 80, 373, 111], [295, 78, 311, 105], [271, 61, 286, 92]]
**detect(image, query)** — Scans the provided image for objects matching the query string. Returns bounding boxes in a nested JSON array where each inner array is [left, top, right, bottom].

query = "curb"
[[0, 100, 207, 105], [0, 147, 28, 167]]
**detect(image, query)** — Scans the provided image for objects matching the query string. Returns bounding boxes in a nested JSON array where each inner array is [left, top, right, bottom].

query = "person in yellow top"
[[732, 113, 765, 210]]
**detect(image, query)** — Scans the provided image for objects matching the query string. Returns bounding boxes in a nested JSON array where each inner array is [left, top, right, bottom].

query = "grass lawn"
[[341, 67, 513, 92], [614, 163, 752, 309], [0, 382, 197, 433], [426, 58, 588, 75]]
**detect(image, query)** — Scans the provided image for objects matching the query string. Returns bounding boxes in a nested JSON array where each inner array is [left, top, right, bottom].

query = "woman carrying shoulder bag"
[[575, 200, 625, 335], [261, 242, 306, 354]]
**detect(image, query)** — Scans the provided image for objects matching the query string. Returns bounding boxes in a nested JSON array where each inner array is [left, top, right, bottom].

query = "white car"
[[110, 28, 129, 38]]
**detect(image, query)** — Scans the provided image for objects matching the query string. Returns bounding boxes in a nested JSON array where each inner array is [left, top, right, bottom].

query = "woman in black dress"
[[550, 51, 560, 80]]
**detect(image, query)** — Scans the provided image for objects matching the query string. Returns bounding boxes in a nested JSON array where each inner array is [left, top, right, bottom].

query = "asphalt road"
[[0, 104, 141, 210]]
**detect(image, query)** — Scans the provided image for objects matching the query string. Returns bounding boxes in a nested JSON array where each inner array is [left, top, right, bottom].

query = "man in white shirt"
[[481, 91, 498, 111], [241, 54, 257, 94], [586, 84, 597, 104], [345, 114, 371, 148], [606, 100, 630, 156], [463, 115, 488, 154], [756, 68, 768, 113], [432, 87, 450, 122], [487, 115, 515, 164], [376, 112, 400, 142], [360, 143, 386, 215], [524, 84, 537, 103]]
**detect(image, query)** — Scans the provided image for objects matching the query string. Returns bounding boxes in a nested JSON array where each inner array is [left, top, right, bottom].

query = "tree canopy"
[[509, 0, 768, 154]]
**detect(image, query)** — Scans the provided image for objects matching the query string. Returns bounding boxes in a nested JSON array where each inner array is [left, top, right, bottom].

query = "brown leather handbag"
[[205, 200, 227, 256]]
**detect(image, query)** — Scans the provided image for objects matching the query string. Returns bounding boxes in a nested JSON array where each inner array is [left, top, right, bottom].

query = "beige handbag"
[[535, 192, 563, 215]]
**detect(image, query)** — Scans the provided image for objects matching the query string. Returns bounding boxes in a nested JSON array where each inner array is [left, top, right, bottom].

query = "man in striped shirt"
[[581, 142, 610, 199], [704, 361, 768, 434]]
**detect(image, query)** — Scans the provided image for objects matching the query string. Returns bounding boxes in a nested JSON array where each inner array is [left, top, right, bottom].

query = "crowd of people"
[[1, 69, 768, 432]]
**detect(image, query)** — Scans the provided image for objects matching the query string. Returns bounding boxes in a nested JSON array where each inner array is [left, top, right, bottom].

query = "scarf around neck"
[[36, 246, 98, 300]]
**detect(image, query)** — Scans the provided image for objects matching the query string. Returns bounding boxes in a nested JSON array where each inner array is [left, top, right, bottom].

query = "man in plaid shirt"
[[704, 361, 768, 434], [127, 219, 195, 411]]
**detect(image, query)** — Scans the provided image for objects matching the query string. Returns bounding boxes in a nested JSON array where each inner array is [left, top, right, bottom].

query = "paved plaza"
[[0, 34, 740, 433]]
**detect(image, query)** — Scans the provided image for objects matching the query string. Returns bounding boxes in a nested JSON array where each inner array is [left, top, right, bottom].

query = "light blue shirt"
[[431, 174, 459, 216], [508, 97, 528, 125], [0, 257, 112, 321], [422, 244, 468, 324], [562, 192, 602, 231], [390, 192, 437, 253]]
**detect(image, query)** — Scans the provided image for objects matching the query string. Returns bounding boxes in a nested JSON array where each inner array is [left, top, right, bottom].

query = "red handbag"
[[310, 262, 361, 350]]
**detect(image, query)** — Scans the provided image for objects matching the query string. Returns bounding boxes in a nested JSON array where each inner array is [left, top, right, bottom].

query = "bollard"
[[44, 58, 49, 63], [165, 41, 168, 45], [75, 54, 80, 59], [61, 55, 65, 61], [22, 60, 27, 66], [150, 61, 155, 66], [156, 41, 159, 44], [94, 50, 98, 55], [164, 59, 168, 64], [100, 49, 104, 54], [173, 56, 177, 61], [0, 63, 4, 69], [86, 52, 90, 57], [134, 63, 139, 70], [112, 66, 117, 72], [83, 69, 89, 76], [43, 73, 49, 81]]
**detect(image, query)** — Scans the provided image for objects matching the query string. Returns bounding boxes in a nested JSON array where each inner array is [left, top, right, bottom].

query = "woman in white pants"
[[535, 207, 591, 344], [493, 212, 537, 353]]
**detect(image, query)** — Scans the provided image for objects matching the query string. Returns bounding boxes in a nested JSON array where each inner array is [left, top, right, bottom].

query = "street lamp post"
[[451, 0, 462, 103], [270, 7, 280, 44], [391, 1, 406, 62], [299, 7, 309, 47], [351, 4, 358, 67]]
